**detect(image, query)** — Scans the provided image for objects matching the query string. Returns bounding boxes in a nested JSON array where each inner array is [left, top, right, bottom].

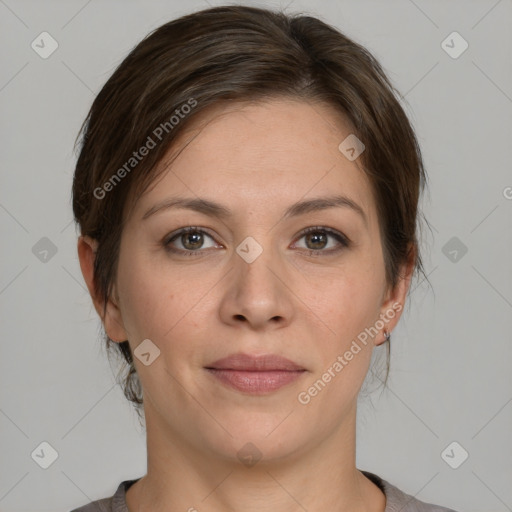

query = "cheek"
[[324, 265, 382, 322], [115, 249, 171, 340], [310, 271, 384, 394], [116, 250, 212, 345]]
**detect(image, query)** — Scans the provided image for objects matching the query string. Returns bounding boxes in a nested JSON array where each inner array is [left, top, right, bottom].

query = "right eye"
[[163, 227, 221, 256]]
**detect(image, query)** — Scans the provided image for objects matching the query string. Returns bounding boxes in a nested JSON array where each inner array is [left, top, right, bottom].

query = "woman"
[[71, 5, 457, 511]]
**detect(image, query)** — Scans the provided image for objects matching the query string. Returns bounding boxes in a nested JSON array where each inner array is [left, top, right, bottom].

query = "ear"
[[375, 244, 416, 346], [77, 235, 129, 343]]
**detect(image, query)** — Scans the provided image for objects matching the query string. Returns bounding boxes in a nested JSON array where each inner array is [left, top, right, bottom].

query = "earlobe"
[[103, 296, 129, 343], [375, 293, 405, 346], [77, 235, 129, 342], [376, 248, 415, 346]]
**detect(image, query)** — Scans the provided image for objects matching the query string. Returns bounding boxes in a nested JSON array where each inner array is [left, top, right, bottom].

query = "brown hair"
[[72, 5, 428, 415]]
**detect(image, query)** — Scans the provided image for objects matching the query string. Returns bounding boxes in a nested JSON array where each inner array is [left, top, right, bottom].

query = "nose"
[[218, 241, 295, 331]]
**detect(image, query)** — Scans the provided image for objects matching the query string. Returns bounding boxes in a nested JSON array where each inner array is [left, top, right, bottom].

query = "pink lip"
[[206, 353, 305, 371], [205, 353, 306, 394]]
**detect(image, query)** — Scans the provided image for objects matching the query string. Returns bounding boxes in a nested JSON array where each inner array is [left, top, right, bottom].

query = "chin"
[[193, 413, 312, 467]]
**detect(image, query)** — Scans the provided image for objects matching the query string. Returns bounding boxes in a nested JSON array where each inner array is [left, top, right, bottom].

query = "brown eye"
[[181, 231, 204, 250], [304, 231, 328, 250], [294, 227, 349, 254], [164, 227, 218, 256]]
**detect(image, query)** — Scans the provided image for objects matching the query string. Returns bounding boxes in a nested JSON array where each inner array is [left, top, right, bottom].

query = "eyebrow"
[[142, 194, 367, 226]]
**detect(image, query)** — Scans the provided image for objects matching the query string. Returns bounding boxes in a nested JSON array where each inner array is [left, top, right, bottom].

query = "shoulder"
[[69, 479, 140, 512], [361, 470, 459, 512]]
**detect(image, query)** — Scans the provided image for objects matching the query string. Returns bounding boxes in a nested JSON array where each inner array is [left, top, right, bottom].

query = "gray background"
[[1, 1, 511, 511]]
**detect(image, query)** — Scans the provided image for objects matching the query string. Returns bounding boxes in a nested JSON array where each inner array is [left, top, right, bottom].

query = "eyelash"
[[163, 226, 350, 257]]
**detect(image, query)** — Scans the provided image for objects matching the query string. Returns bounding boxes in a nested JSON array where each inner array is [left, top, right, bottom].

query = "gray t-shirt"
[[70, 470, 458, 512]]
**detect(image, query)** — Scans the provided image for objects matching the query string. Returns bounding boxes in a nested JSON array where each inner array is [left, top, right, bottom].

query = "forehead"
[[133, 98, 376, 223]]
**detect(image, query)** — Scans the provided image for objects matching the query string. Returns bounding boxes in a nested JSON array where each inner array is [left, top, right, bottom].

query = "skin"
[[78, 98, 414, 512]]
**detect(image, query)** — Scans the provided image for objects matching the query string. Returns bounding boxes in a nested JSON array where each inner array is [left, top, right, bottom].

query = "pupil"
[[307, 232, 326, 250], [183, 232, 202, 250]]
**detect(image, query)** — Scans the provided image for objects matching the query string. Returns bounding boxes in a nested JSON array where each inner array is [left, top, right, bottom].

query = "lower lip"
[[205, 369, 305, 394]]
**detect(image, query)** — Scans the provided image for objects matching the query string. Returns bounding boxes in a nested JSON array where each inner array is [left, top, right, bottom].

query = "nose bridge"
[[220, 232, 293, 328], [235, 233, 280, 298]]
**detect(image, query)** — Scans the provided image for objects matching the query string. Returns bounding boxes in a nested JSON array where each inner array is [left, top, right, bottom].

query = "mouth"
[[204, 353, 307, 394]]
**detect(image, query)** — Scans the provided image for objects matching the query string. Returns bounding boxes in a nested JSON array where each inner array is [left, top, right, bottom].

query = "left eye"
[[293, 227, 349, 253]]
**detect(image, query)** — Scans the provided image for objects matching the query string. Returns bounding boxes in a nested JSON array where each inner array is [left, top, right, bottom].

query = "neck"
[[126, 401, 385, 512]]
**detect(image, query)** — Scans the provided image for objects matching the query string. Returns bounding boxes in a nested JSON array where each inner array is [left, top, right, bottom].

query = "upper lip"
[[205, 353, 305, 371]]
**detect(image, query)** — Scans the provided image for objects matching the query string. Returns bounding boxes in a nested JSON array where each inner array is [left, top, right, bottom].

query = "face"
[[96, 98, 409, 462]]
